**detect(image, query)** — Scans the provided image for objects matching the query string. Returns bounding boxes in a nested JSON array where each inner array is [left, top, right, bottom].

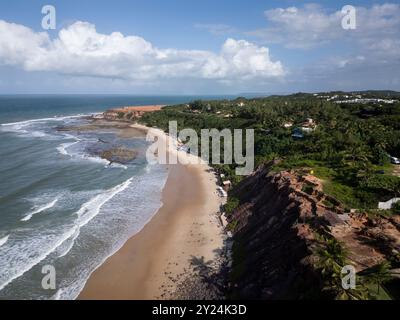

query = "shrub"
[[393, 202, 400, 215], [225, 197, 240, 215], [117, 111, 125, 119], [302, 184, 314, 195]]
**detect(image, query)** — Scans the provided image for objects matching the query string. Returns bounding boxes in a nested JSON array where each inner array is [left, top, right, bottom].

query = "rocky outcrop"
[[226, 162, 400, 299], [97, 147, 138, 165], [103, 105, 164, 121]]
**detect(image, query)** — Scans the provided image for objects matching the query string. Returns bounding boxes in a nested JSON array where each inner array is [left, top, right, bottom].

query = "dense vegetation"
[[141, 91, 400, 212]]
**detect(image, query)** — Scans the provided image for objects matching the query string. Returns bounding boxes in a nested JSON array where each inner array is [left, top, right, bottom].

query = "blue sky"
[[0, 0, 399, 94]]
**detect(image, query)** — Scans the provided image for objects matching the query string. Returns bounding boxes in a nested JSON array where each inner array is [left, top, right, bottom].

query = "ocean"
[[0, 94, 233, 300]]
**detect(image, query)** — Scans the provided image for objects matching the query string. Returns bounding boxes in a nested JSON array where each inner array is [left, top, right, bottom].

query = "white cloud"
[[243, 2, 400, 91], [194, 23, 236, 35], [0, 20, 284, 82], [202, 38, 284, 79], [0, 21, 50, 67], [247, 3, 400, 50]]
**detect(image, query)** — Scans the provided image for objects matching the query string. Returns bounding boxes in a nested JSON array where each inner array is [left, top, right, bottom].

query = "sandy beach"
[[78, 124, 225, 300]]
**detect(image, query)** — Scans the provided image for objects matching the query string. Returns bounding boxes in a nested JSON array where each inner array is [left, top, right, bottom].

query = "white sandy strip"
[[131, 124, 206, 166], [133, 124, 225, 297]]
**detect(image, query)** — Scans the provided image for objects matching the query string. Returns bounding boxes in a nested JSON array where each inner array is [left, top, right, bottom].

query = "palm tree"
[[316, 237, 370, 300], [356, 163, 375, 185], [317, 238, 347, 274], [343, 145, 372, 166], [361, 262, 393, 296]]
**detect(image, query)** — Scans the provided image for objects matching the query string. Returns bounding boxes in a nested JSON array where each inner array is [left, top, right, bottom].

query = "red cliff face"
[[226, 162, 400, 299], [103, 105, 164, 121]]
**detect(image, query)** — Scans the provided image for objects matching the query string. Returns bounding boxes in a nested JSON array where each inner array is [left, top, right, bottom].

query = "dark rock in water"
[[97, 147, 138, 164], [55, 125, 72, 132]]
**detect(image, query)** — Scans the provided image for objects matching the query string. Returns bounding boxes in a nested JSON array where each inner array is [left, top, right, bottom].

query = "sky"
[[0, 0, 399, 94]]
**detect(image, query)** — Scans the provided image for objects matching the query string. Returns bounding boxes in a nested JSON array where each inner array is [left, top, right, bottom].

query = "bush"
[[225, 197, 240, 215], [393, 202, 400, 215], [362, 175, 400, 195], [302, 184, 314, 195]]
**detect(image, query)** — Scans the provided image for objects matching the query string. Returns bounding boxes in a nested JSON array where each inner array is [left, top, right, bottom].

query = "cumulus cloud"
[[248, 3, 400, 50], [242, 2, 400, 91], [0, 20, 284, 82]]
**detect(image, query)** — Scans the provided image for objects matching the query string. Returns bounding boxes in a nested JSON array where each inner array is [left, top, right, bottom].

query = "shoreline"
[[78, 123, 226, 300]]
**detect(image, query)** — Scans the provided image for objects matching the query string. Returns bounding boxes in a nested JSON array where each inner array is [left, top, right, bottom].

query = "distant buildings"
[[335, 98, 397, 104], [315, 93, 398, 104]]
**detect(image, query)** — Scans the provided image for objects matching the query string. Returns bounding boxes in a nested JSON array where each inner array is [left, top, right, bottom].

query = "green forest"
[[141, 91, 400, 213]]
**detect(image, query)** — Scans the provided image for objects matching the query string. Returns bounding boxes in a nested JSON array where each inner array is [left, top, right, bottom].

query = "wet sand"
[[78, 124, 224, 299]]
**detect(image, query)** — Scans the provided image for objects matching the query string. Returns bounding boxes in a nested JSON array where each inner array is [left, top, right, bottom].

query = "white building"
[[378, 198, 400, 210]]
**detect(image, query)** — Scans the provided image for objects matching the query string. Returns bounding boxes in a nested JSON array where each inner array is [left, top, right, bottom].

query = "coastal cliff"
[[102, 105, 164, 121], [225, 162, 400, 299]]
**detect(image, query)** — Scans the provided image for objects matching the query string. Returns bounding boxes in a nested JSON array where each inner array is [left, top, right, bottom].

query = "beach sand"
[[78, 124, 225, 300]]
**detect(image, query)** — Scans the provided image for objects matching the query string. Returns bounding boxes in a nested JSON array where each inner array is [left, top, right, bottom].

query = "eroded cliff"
[[226, 162, 400, 299]]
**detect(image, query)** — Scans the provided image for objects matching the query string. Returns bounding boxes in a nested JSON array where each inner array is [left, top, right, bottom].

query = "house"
[[378, 198, 400, 210], [301, 126, 315, 133], [300, 118, 317, 132], [222, 180, 232, 191], [302, 118, 315, 126], [217, 186, 228, 197], [283, 121, 293, 128]]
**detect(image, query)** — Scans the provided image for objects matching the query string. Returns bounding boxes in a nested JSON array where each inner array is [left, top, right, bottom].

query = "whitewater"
[[0, 109, 168, 299]]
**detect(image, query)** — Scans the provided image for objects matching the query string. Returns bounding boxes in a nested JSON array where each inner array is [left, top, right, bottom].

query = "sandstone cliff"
[[103, 105, 164, 121], [226, 162, 400, 299]]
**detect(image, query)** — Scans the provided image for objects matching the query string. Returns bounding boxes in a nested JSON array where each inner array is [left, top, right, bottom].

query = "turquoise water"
[[0, 95, 229, 300]]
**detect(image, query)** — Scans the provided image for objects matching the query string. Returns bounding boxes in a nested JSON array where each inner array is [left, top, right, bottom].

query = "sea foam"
[[0, 235, 9, 248], [0, 115, 92, 139], [21, 198, 59, 222], [0, 176, 133, 292]]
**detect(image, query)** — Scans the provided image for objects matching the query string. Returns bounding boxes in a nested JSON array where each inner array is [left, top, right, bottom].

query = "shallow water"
[[0, 95, 214, 299]]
